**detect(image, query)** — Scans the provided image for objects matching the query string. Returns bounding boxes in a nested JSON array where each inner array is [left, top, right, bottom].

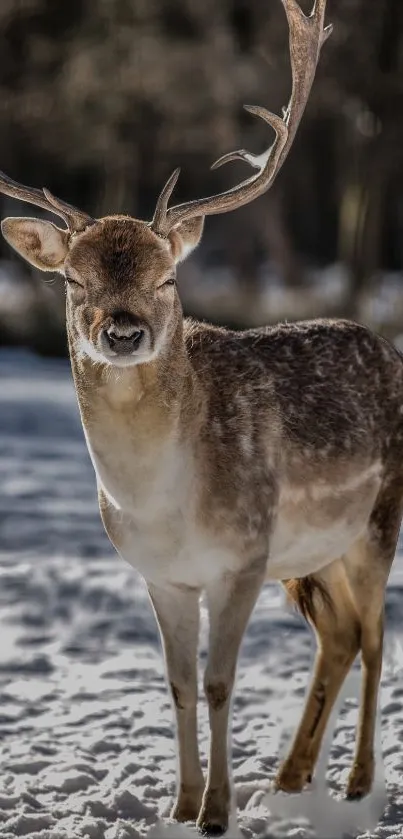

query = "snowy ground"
[[1, 349, 403, 839]]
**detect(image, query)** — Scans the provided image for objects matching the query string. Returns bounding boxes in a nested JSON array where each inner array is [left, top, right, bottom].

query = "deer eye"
[[65, 272, 84, 289], [158, 275, 176, 289]]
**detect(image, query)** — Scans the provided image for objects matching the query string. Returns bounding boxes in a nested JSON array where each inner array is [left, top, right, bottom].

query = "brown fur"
[[205, 681, 230, 712], [283, 576, 335, 625], [69, 217, 173, 289], [170, 682, 186, 711]]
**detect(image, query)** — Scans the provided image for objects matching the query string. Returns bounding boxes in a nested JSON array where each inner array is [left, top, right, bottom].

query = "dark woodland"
[[1, 0, 403, 353]]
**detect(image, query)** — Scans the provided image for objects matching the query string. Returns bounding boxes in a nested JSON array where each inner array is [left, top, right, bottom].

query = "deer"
[[0, 0, 401, 833]]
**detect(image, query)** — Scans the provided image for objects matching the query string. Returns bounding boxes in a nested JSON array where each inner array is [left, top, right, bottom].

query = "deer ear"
[[168, 216, 204, 264], [1, 217, 69, 272]]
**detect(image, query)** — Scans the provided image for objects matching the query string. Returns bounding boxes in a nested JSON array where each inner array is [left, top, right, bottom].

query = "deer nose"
[[105, 323, 144, 354]]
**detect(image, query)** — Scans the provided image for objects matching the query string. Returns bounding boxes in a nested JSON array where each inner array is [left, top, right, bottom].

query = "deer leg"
[[148, 584, 204, 822], [344, 477, 403, 799], [346, 608, 384, 799], [278, 470, 403, 799], [197, 563, 266, 835], [277, 563, 361, 792], [342, 539, 387, 799]]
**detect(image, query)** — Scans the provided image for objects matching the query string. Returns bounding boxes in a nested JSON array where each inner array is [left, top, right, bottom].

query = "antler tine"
[[151, 168, 181, 233], [42, 188, 95, 232], [212, 107, 288, 172], [0, 170, 94, 234], [152, 108, 288, 237], [151, 0, 331, 238], [278, 0, 332, 171]]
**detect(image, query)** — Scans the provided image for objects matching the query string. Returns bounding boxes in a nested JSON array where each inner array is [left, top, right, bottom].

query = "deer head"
[[0, 0, 331, 369]]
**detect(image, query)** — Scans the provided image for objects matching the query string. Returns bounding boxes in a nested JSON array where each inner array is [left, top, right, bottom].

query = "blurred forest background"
[[0, 0, 403, 355]]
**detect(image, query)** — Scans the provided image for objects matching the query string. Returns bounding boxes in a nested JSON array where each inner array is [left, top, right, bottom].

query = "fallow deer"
[[0, 0, 400, 834]]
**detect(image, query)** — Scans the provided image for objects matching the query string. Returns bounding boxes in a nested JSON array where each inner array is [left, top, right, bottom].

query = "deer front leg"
[[197, 563, 266, 835], [148, 584, 204, 822]]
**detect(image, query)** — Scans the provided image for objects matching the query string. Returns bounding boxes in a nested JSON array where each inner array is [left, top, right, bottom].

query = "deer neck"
[[67, 319, 197, 487]]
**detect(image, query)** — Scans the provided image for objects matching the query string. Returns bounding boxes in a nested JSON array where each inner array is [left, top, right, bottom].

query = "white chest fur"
[[83, 403, 233, 586], [92, 447, 242, 589]]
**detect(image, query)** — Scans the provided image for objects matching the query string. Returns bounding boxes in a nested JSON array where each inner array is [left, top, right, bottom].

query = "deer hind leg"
[[147, 584, 204, 823], [277, 565, 361, 793], [344, 476, 403, 798], [277, 475, 403, 798], [343, 539, 385, 800]]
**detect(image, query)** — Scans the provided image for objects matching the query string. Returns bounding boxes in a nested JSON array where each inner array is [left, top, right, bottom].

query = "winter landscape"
[[1, 0, 403, 836], [0, 350, 403, 839]]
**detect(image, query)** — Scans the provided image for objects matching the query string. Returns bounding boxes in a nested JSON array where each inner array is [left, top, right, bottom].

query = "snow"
[[1, 348, 403, 838]]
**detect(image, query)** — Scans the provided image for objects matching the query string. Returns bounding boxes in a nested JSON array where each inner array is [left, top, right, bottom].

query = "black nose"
[[105, 324, 144, 354]]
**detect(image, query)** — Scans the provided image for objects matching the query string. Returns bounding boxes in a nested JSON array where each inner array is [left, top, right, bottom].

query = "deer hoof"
[[274, 760, 312, 793], [197, 818, 228, 836], [346, 761, 373, 800], [171, 783, 204, 822], [196, 786, 229, 835]]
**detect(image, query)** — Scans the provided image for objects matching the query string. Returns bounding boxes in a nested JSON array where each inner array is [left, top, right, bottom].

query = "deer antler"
[[0, 170, 94, 234], [151, 0, 332, 238]]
